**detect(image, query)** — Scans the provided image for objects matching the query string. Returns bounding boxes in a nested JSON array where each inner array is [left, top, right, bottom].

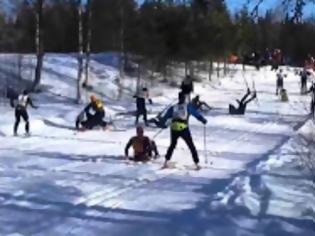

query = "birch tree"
[[31, 0, 44, 91], [77, 0, 84, 103], [83, 0, 92, 87]]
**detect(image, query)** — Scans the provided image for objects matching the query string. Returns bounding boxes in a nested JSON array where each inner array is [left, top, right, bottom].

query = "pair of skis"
[[43, 118, 126, 132]]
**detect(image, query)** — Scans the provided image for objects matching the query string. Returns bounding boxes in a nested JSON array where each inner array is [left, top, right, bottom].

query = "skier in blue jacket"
[[161, 92, 207, 169]]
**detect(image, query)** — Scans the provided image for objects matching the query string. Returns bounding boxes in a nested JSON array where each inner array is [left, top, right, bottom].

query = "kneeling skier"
[[125, 126, 159, 162], [76, 95, 107, 130]]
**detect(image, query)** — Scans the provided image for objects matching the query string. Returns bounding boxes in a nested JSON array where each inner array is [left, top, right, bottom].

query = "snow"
[[0, 53, 314, 235]]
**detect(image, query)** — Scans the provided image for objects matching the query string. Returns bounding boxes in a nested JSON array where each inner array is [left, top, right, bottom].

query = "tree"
[[43, 0, 78, 52], [249, 0, 315, 23], [83, 0, 92, 87], [77, 0, 83, 103], [31, 0, 44, 92]]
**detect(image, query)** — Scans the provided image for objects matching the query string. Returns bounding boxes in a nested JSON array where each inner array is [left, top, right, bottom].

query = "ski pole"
[[152, 127, 165, 140], [157, 98, 177, 118], [204, 125, 208, 165]]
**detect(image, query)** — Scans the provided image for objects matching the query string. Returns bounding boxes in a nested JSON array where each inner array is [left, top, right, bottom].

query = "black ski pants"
[[301, 78, 307, 94], [81, 111, 107, 129], [229, 104, 246, 115], [135, 109, 148, 125], [14, 108, 29, 133], [165, 128, 199, 164]]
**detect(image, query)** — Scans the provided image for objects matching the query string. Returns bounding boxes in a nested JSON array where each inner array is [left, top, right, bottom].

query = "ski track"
[[0, 55, 313, 235]]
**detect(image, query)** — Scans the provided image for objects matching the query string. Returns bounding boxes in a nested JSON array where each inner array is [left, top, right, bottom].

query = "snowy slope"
[[0, 54, 314, 236]]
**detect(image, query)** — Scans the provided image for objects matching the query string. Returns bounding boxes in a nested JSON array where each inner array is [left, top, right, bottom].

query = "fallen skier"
[[229, 88, 256, 115], [75, 95, 108, 130], [191, 95, 212, 111]]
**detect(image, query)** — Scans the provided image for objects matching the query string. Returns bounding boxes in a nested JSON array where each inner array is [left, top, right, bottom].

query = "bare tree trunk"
[[217, 60, 220, 78], [117, 1, 125, 99], [188, 61, 194, 77], [119, 1, 125, 79], [163, 64, 167, 82], [224, 56, 227, 76], [136, 62, 141, 93], [77, 0, 84, 103], [83, 0, 92, 87], [18, 54, 23, 80], [185, 61, 188, 77], [208, 58, 213, 81], [31, 0, 44, 92]]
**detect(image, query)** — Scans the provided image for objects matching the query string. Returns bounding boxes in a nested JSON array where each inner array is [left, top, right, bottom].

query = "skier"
[[229, 88, 256, 115], [253, 51, 262, 70], [279, 88, 289, 102], [191, 95, 212, 111], [307, 82, 315, 118], [147, 102, 175, 129], [147, 115, 168, 129], [300, 68, 310, 94], [276, 69, 284, 95], [180, 75, 194, 102], [6, 86, 18, 103], [11, 90, 38, 136], [263, 48, 271, 65], [134, 87, 152, 126], [305, 54, 315, 70], [161, 92, 207, 170], [76, 95, 107, 130], [125, 126, 159, 162], [271, 49, 282, 71]]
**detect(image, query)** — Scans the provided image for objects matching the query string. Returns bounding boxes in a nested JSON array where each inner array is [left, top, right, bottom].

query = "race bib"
[[173, 104, 188, 120], [18, 95, 28, 107]]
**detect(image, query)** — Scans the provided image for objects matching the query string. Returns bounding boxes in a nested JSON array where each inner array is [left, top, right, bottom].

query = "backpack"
[[95, 99, 103, 110]]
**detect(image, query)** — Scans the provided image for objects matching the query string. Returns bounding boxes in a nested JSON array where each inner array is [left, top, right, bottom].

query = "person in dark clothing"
[[134, 87, 152, 126], [11, 90, 38, 136], [279, 88, 289, 102], [161, 92, 207, 169], [263, 48, 271, 65], [300, 69, 310, 94], [6, 87, 18, 102], [147, 102, 175, 129], [229, 88, 256, 115], [276, 70, 284, 95], [271, 49, 282, 71], [191, 95, 212, 111], [76, 95, 107, 130], [253, 51, 261, 70], [307, 82, 315, 118], [180, 76, 194, 102], [147, 116, 168, 129], [125, 126, 159, 162]]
